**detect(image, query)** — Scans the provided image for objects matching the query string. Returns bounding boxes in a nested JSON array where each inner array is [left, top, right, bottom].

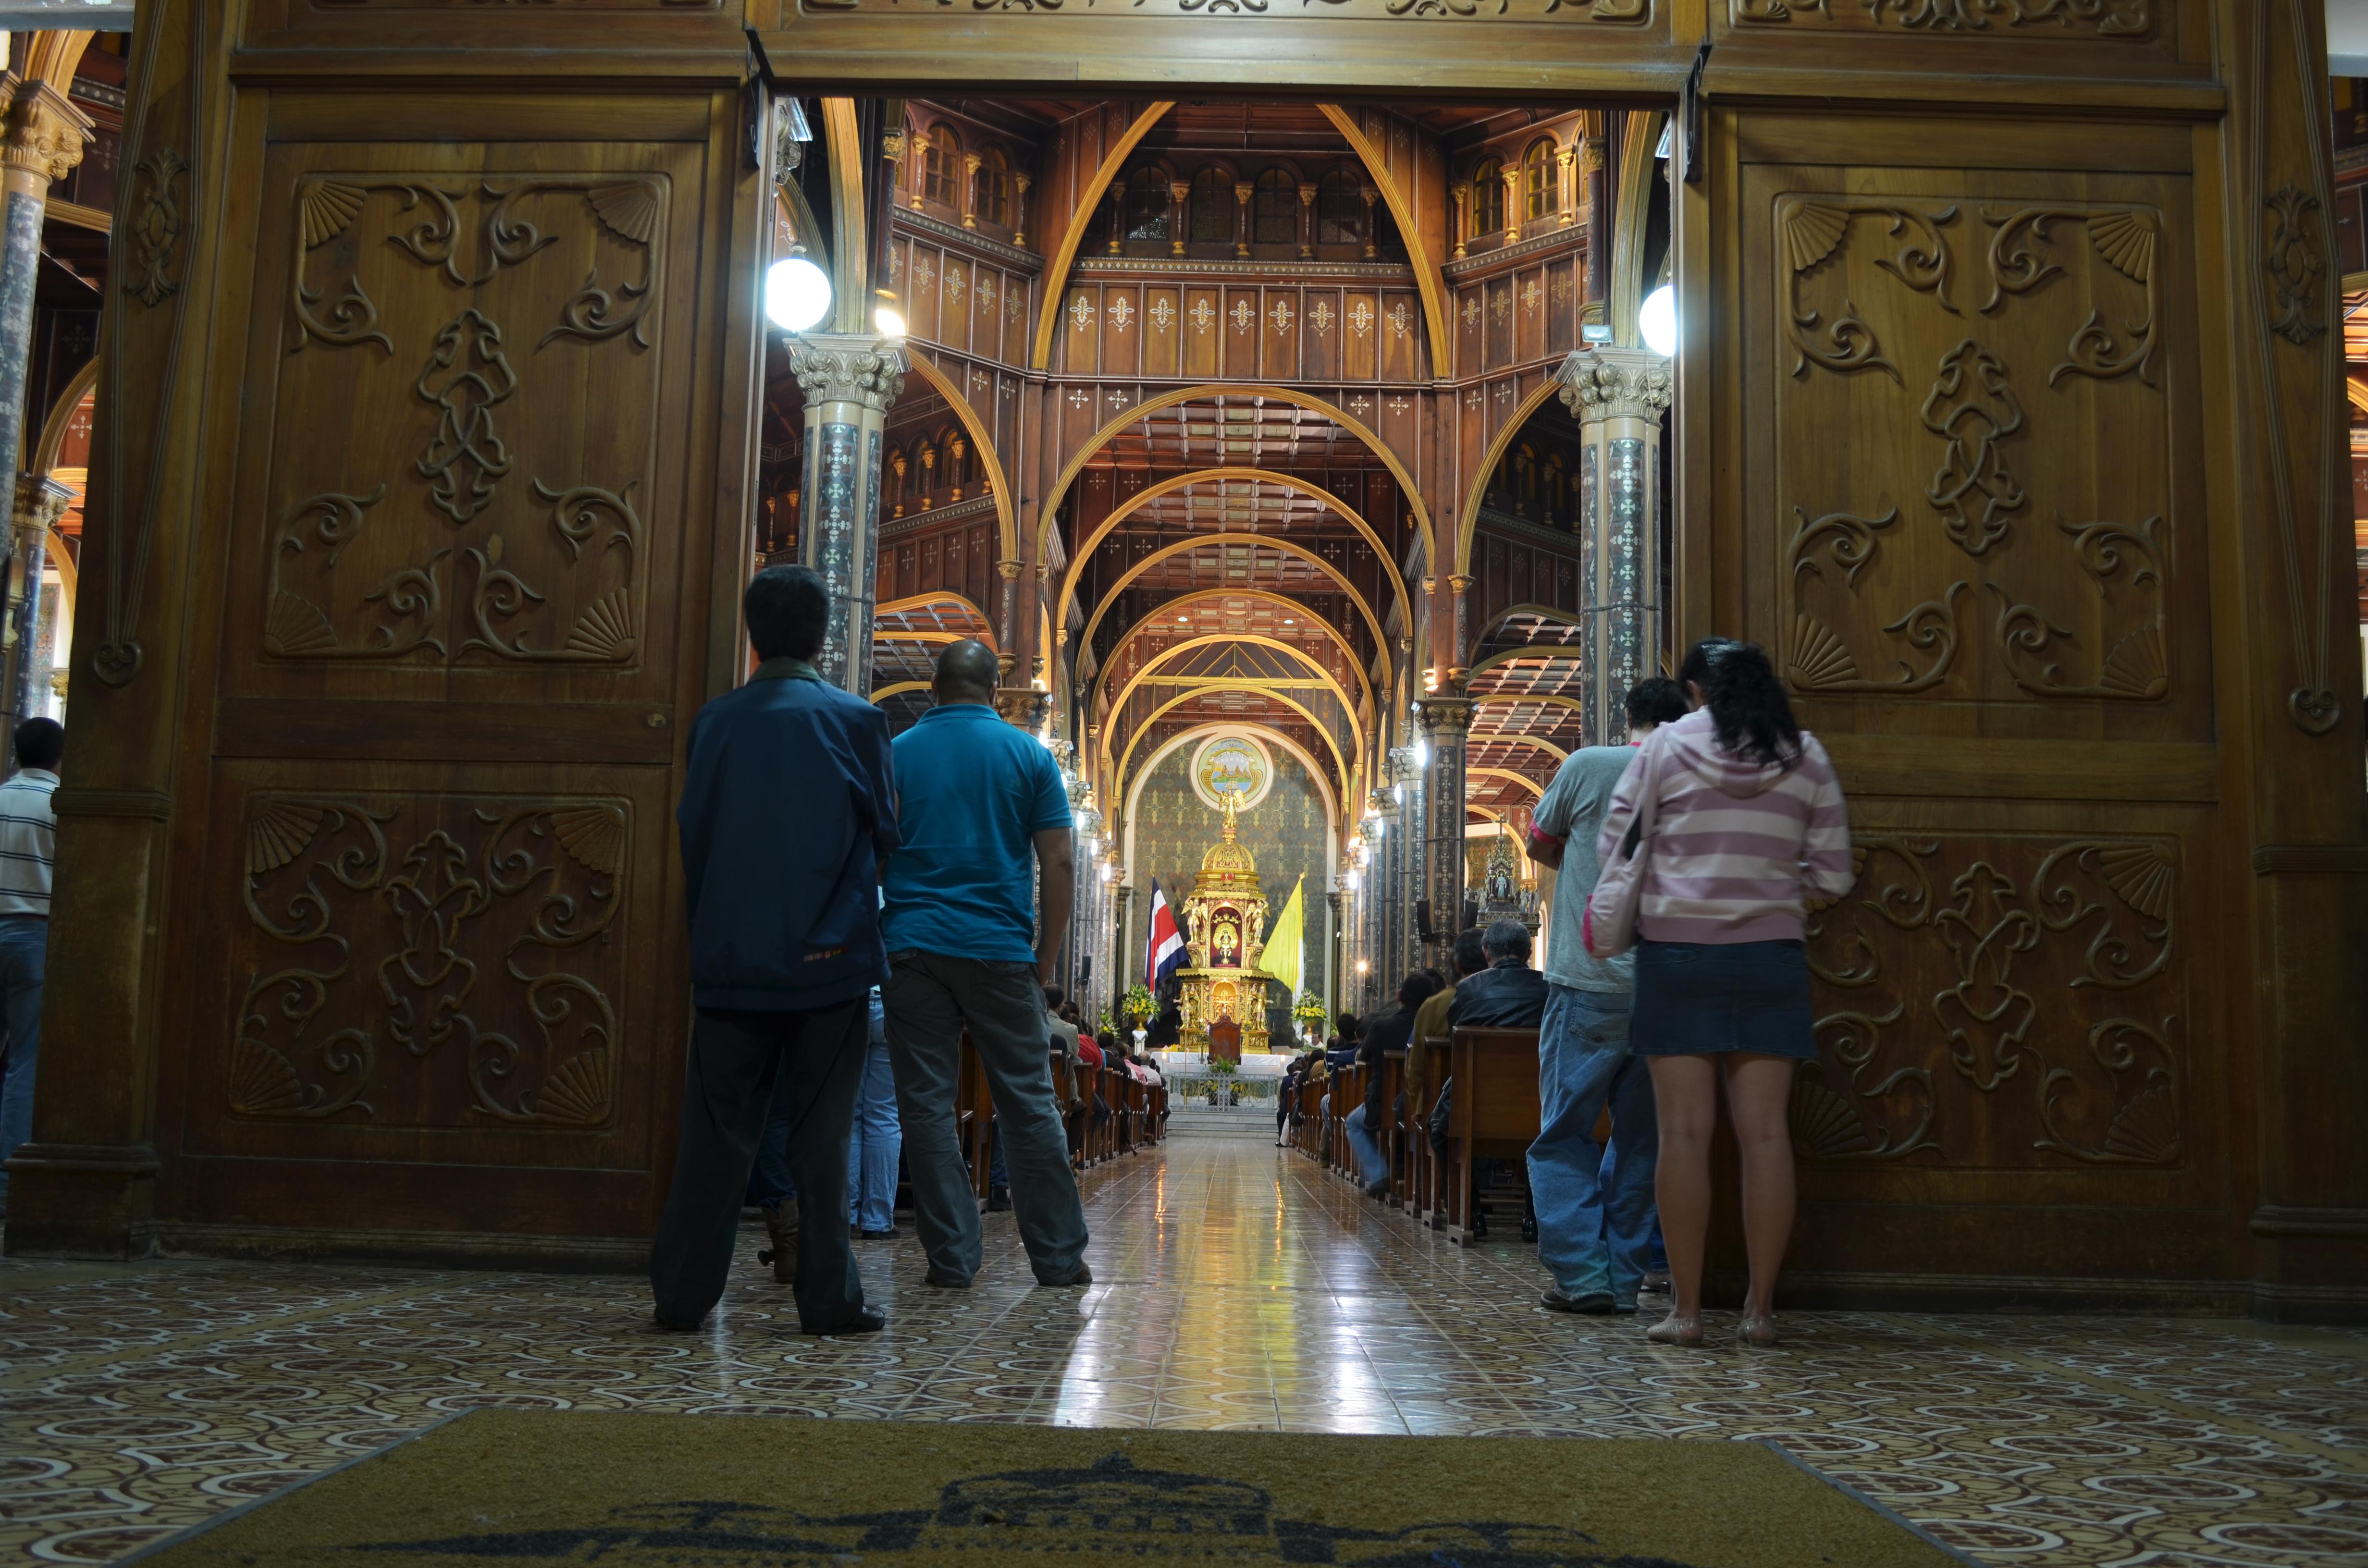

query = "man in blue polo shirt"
[[650, 564, 897, 1336], [881, 639, 1089, 1289]]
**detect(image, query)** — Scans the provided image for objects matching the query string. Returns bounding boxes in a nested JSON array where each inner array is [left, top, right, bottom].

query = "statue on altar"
[[1473, 822, 1541, 934], [1175, 794, 1275, 1057]]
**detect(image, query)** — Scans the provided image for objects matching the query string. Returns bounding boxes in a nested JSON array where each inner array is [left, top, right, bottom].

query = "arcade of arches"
[[0, 4, 2365, 1563]]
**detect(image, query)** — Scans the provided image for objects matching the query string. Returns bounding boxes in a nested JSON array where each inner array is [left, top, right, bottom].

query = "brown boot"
[[757, 1201, 799, 1285]]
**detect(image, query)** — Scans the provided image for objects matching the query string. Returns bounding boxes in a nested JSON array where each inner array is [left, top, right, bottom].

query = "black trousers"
[[649, 999, 868, 1331]]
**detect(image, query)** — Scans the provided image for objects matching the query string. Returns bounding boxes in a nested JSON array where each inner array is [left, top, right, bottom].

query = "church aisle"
[[0, 1133, 2361, 1566]]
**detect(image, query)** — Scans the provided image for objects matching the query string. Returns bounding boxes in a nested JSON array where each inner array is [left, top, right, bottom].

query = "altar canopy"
[[1176, 796, 1277, 1057]]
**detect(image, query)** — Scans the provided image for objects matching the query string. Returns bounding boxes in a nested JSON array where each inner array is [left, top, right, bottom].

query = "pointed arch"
[[32, 355, 97, 475], [1056, 466, 1412, 636], [1112, 685, 1348, 809], [1315, 105, 1452, 376], [1090, 588, 1373, 728], [1039, 383, 1436, 573], [1098, 634, 1367, 785], [900, 354, 1017, 561], [1469, 766, 1546, 799], [871, 680, 932, 703], [1473, 600, 1581, 649], [1030, 101, 1179, 370], [821, 98, 870, 334], [1455, 374, 1571, 576], [1465, 643, 1588, 687], [1075, 534, 1392, 679], [1120, 722, 1341, 902]]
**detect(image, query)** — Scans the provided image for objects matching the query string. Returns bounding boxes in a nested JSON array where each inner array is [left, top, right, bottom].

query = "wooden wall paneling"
[[1344, 289, 1379, 381], [1456, 282, 1480, 378], [1303, 286, 1338, 382], [1182, 285, 1219, 380], [0, 4, 760, 1256], [1143, 284, 1179, 376], [1484, 275, 1514, 368], [1382, 290, 1421, 381], [1103, 281, 1141, 378], [1260, 285, 1298, 380]]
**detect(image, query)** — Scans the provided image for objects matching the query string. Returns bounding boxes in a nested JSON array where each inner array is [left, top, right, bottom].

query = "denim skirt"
[[1630, 938, 1819, 1060]]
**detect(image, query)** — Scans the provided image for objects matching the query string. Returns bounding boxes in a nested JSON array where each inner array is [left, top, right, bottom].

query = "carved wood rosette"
[[1776, 195, 2175, 712], [231, 793, 631, 1129], [1800, 833, 2183, 1167], [264, 174, 667, 671]]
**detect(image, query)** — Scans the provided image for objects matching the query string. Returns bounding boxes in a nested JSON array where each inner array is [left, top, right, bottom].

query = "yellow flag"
[[1261, 875, 1305, 999]]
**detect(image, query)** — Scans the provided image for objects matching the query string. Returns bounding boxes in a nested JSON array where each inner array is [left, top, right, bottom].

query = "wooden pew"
[[1441, 1026, 1543, 1245], [1376, 1048, 1406, 1200]]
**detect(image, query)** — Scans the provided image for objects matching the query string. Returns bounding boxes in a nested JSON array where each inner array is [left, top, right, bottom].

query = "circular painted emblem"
[[1190, 732, 1272, 812]]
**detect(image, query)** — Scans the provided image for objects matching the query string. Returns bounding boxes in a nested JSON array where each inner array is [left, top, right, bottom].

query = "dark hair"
[[1396, 971, 1437, 1008], [12, 717, 62, 772], [934, 638, 1001, 701], [1422, 967, 1445, 991], [1043, 986, 1065, 1009], [1679, 638, 1800, 767], [1453, 927, 1489, 977], [743, 564, 829, 662], [1482, 918, 1532, 961], [1335, 1012, 1361, 1041], [1625, 676, 1690, 731]]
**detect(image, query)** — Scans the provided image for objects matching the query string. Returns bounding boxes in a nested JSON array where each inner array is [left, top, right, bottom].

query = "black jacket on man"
[[1358, 1004, 1417, 1120], [1443, 956, 1548, 1030]]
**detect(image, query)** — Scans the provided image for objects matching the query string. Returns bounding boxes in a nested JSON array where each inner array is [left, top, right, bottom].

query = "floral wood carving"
[[1799, 834, 2183, 1166], [1784, 506, 1967, 692], [120, 149, 189, 308], [415, 310, 519, 525], [464, 482, 644, 662], [232, 793, 629, 1128], [1735, 0, 2148, 33], [1779, 198, 1958, 381], [2262, 183, 2327, 347], [1920, 339, 2024, 555]]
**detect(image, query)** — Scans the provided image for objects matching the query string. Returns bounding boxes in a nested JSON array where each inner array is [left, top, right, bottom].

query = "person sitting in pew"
[[1411, 931, 1487, 1106], [1429, 920, 1548, 1236], [1346, 972, 1436, 1198]]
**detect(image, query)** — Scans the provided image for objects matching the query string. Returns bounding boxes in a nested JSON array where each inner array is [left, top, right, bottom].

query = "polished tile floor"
[[2, 1115, 2364, 1566]]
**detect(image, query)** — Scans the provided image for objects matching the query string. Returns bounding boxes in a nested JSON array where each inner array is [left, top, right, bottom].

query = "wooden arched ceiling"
[[1073, 534, 1394, 684], [1111, 685, 1350, 811], [1038, 384, 1435, 574], [1089, 590, 1373, 731], [1099, 636, 1364, 793]]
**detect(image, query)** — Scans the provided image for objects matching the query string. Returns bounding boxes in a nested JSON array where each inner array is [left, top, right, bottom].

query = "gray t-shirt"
[[1532, 744, 1640, 993]]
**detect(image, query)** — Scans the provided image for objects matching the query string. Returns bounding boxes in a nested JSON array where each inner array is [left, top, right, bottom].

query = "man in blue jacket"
[[650, 565, 898, 1336]]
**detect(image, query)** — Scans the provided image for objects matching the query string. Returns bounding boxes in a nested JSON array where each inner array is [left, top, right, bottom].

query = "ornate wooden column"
[[1296, 181, 1315, 260], [1011, 172, 1031, 247], [1167, 179, 1188, 257], [1358, 184, 1378, 260], [1560, 346, 1671, 745], [1231, 181, 1250, 259], [1415, 700, 1469, 965], [1498, 164, 1520, 245], [789, 334, 905, 695]]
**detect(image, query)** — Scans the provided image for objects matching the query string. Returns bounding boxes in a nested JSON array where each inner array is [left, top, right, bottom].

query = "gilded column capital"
[[995, 686, 1050, 730], [1557, 345, 1673, 424], [1446, 573, 1474, 595], [1415, 695, 1475, 738], [786, 333, 906, 414], [12, 474, 73, 541], [996, 557, 1024, 581], [2, 79, 91, 186]]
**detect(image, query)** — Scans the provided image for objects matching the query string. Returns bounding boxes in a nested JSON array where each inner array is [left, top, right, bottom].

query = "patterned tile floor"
[[2, 1114, 2364, 1565]]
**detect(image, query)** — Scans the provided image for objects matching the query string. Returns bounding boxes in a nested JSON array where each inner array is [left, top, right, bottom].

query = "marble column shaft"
[[1414, 702, 1470, 964], [1558, 347, 1672, 746], [788, 333, 905, 695], [5, 476, 70, 730]]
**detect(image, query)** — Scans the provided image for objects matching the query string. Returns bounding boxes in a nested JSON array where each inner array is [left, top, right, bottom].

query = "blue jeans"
[[0, 917, 48, 1205], [847, 1028, 901, 1231], [746, 992, 889, 1210], [1344, 1103, 1387, 1187], [1528, 981, 1659, 1305]]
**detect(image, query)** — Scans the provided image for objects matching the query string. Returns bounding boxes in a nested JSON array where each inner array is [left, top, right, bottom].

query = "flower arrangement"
[[1207, 1057, 1238, 1076], [1121, 984, 1157, 1024], [1292, 991, 1330, 1029]]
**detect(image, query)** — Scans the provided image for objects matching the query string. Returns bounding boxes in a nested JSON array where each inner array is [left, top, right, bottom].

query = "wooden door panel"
[[1743, 154, 2210, 741]]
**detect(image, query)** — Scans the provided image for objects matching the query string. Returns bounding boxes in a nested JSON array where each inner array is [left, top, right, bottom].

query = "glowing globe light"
[[1640, 283, 1677, 358], [875, 305, 907, 338], [765, 257, 831, 333]]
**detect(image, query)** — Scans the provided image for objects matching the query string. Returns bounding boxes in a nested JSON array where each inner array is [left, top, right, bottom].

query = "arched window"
[[971, 146, 1010, 229], [1125, 166, 1172, 245], [1189, 167, 1234, 245], [1470, 159, 1505, 242], [923, 125, 962, 208], [1252, 169, 1298, 246], [1524, 139, 1558, 223], [1317, 170, 1363, 247]]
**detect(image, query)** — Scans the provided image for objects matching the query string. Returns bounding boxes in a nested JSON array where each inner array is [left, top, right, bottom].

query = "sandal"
[[1739, 1315, 1779, 1348], [1644, 1313, 1703, 1347]]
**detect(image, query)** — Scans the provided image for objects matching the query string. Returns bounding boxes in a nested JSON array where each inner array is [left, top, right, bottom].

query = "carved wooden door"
[[133, 74, 756, 1252]]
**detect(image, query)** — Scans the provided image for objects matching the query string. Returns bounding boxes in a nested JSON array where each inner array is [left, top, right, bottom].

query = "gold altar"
[[1176, 797, 1274, 1057]]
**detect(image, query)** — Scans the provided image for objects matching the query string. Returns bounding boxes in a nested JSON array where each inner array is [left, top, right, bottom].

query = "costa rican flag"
[[1146, 883, 1186, 989]]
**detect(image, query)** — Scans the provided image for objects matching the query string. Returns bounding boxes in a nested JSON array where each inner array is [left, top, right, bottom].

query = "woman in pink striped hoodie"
[[1595, 639, 1854, 1348]]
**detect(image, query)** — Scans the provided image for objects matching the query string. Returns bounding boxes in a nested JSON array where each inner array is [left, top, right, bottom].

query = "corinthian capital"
[[1557, 345, 1672, 424], [786, 333, 907, 414], [1415, 695, 1476, 738], [2, 80, 91, 185]]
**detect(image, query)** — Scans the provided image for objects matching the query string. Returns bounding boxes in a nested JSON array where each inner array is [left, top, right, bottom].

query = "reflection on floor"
[[2, 1115, 2364, 1566]]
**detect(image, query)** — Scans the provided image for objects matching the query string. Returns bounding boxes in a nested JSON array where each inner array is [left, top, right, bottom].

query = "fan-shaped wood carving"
[[2087, 210, 2155, 285], [230, 1035, 310, 1115], [247, 799, 328, 877], [587, 182, 660, 246], [300, 181, 368, 249], [1787, 612, 1862, 689], [2098, 625, 2168, 699], [1783, 202, 1852, 273], [2100, 1081, 2179, 1163], [264, 592, 340, 657], [2093, 842, 2173, 923], [565, 590, 638, 660], [1790, 1072, 1876, 1157], [549, 804, 627, 877], [536, 1046, 614, 1126]]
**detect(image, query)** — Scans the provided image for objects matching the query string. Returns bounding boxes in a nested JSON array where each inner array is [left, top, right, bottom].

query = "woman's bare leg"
[[1646, 1054, 1718, 1335], [1721, 1053, 1800, 1329]]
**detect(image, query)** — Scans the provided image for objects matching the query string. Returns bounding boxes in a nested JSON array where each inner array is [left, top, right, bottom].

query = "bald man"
[[878, 639, 1091, 1289]]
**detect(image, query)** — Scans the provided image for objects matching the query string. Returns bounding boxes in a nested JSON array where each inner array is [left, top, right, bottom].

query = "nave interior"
[[3, 1121, 2362, 1568]]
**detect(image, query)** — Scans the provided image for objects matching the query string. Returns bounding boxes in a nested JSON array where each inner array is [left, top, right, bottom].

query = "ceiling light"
[[1640, 283, 1677, 358], [765, 256, 831, 333]]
